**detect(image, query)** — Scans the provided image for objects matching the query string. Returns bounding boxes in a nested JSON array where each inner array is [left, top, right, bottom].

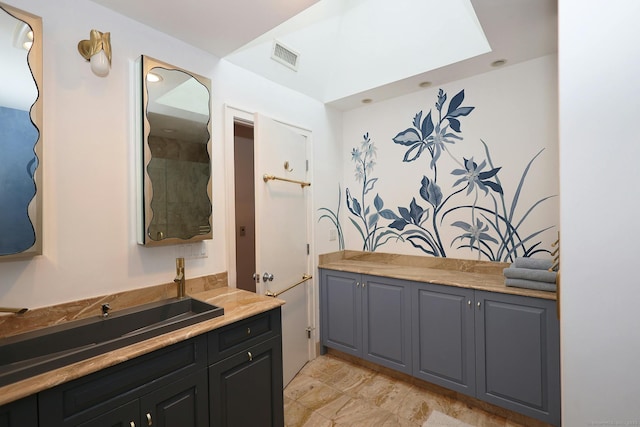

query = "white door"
[[254, 114, 312, 387]]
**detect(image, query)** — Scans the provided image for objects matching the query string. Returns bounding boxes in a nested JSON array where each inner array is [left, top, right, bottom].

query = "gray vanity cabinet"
[[475, 291, 560, 426], [321, 269, 560, 426], [320, 269, 412, 374], [0, 395, 38, 427], [412, 282, 476, 395], [39, 335, 209, 427], [208, 308, 284, 427]]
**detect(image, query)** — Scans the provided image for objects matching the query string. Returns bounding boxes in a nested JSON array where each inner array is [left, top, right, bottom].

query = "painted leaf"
[[447, 90, 465, 115], [368, 213, 379, 228], [448, 118, 461, 132], [451, 221, 471, 231], [374, 193, 384, 211], [350, 195, 361, 216], [379, 209, 399, 220], [389, 219, 408, 231], [413, 111, 423, 129], [420, 176, 443, 208], [421, 111, 434, 139], [403, 143, 426, 162], [398, 207, 411, 222], [436, 89, 446, 112], [483, 180, 503, 194], [409, 197, 424, 225], [364, 177, 378, 195], [447, 106, 475, 118], [478, 167, 501, 180], [407, 235, 437, 256], [393, 128, 421, 146], [478, 232, 499, 244]]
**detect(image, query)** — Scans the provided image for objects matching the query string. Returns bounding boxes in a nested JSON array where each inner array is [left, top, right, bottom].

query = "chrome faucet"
[[0, 307, 28, 315], [174, 257, 186, 298]]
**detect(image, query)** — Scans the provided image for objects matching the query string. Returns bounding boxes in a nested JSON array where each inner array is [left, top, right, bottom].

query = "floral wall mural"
[[319, 56, 559, 261]]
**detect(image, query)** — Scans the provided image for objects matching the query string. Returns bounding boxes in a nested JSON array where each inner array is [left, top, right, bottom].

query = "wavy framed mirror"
[[0, 3, 43, 260], [137, 55, 212, 246]]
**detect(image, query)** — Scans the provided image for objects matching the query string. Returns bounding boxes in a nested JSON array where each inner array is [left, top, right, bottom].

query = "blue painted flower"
[[451, 157, 503, 195], [451, 219, 498, 248]]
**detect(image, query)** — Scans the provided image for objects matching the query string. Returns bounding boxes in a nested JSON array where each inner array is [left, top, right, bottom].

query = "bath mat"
[[422, 410, 475, 427]]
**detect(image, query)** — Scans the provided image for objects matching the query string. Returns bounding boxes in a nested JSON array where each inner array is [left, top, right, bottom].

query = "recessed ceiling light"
[[491, 59, 507, 67], [147, 73, 163, 83], [419, 81, 432, 88], [361, 98, 373, 104]]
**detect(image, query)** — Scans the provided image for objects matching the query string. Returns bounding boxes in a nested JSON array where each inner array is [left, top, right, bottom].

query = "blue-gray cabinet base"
[[320, 270, 412, 374], [321, 269, 560, 426]]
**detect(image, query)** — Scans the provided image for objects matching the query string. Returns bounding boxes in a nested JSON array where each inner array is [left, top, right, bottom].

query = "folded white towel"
[[513, 257, 553, 271], [503, 267, 557, 283], [505, 278, 557, 292]]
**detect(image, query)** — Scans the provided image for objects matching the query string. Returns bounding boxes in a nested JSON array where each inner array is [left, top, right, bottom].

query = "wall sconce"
[[78, 29, 111, 77]]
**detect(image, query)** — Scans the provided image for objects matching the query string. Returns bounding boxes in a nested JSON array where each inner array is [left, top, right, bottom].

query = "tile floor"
[[283, 353, 537, 427]]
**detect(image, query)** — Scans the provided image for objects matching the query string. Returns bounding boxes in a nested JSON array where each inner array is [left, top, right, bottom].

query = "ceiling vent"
[[271, 41, 299, 71]]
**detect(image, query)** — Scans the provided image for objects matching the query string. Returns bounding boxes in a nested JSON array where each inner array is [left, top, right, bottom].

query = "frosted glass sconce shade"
[[78, 30, 111, 77]]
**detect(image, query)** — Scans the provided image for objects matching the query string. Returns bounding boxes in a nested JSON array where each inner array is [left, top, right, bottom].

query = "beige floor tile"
[[330, 397, 396, 427], [285, 374, 325, 401], [283, 355, 541, 427], [354, 372, 414, 413], [296, 381, 345, 412]]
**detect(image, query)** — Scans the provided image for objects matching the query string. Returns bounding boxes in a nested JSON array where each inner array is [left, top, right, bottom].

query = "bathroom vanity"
[[319, 251, 560, 426], [0, 287, 284, 427]]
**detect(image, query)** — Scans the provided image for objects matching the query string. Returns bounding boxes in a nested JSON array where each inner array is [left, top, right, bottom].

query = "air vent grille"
[[271, 41, 299, 71]]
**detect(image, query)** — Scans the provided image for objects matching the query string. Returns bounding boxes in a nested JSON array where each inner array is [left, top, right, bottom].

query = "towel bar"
[[265, 274, 312, 297], [263, 174, 311, 188]]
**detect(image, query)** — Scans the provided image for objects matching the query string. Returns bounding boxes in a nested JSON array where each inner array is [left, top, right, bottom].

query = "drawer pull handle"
[[248, 351, 253, 361], [146, 413, 152, 426], [247, 327, 251, 335]]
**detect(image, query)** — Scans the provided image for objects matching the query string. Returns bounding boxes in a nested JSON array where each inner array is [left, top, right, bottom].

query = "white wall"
[[0, 0, 342, 311], [340, 55, 558, 261], [559, 1, 640, 425]]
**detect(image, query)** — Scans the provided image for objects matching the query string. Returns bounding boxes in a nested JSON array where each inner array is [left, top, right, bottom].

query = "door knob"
[[263, 272, 274, 282]]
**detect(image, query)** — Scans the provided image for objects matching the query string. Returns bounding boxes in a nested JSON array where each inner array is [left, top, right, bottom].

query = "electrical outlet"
[[329, 228, 337, 241]]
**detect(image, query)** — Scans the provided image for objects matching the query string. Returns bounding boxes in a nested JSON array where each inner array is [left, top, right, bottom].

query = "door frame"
[[223, 104, 317, 359]]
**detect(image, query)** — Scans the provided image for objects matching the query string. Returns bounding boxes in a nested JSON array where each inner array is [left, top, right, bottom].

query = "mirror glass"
[[139, 56, 212, 246], [0, 3, 42, 259]]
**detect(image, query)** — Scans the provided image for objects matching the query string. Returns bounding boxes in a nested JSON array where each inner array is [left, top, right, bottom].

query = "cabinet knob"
[[247, 327, 251, 335], [477, 301, 481, 309], [130, 423, 135, 427], [468, 300, 472, 307], [248, 351, 253, 362], [146, 413, 152, 426], [356, 282, 360, 288]]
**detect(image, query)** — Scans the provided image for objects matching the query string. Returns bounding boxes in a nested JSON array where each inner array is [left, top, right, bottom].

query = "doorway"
[[226, 106, 315, 387], [233, 122, 256, 292]]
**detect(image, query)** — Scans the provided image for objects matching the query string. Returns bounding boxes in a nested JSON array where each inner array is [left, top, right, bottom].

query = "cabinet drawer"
[[208, 308, 281, 363], [39, 335, 207, 426]]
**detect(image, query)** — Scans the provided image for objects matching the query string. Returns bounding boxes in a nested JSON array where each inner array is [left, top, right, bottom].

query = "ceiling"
[[89, 0, 557, 111]]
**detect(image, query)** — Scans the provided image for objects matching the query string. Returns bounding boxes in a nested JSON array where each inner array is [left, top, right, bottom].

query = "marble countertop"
[[0, 286, 284, 407], [319, 250, 557, 301]]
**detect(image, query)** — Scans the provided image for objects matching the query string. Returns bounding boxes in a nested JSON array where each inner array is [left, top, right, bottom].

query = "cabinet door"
[[362, 275, 412, 374], [475, 291, 560, 426], [0, 395, 38, 427], [320, 269, 362, 356], [412, 283, 475, 394], [209, 336, 284, 427], [140, 370, 209, 427], [77, 400, 140, 427]]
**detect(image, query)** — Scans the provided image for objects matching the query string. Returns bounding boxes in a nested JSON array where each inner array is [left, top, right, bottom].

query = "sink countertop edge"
[[0, 287, 284, 406]]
